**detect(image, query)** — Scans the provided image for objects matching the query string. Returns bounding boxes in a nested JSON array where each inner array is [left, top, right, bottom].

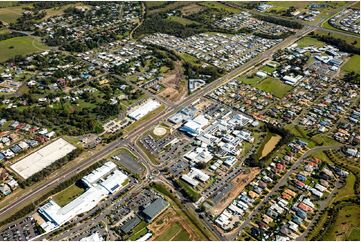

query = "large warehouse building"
[[10, 138, 76, 179], [38, 161, 128, 232], [128, 99, 161, 121]]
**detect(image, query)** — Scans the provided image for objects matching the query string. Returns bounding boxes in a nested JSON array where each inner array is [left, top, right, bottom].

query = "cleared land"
[[260, 134, 282, 159], [180, 3, 205, 16], [255, 77, 293, 98], [210, 167, 260, 216], [158, 62, 187, 103], [198, 2, 241, 13], [149, 207, 199, 241], [0, 36, 49, 62], [147, 1, 192, 15]]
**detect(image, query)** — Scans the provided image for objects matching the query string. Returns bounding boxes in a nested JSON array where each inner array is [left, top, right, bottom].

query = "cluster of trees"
[[134, 14, 207, 38], [19, 148, 83, 187], [255, 15, 303, 29], [0, 101, 110, 135], [174, 179, 201, 203], [45, 29, 121, 52], [310, 32, 360, 54], [11, 10, 47, 31], [246, 124, 294, 168], [0, 31, 25, 41], [183, 62, 224, 83], [310, 198, 360, 241], [343, 71, 360, 84], [187, 8, 229, 27]]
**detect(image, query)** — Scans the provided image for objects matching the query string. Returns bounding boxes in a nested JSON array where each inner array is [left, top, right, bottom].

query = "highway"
[[0, 1, 352, 228], [0, 24, 314, 223]]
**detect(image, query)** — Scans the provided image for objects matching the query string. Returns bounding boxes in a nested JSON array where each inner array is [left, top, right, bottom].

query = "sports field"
[[255, 77, 293, 98], [0, 36, 49, 62]]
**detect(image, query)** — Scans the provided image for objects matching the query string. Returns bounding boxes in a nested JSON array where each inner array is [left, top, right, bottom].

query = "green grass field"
[[322, 205, 360, 241], [128, 221, 148, 241], [0, 28, 11, 34], [351, 2, 360, 9], [311, 134, 341, 146], [0, 36, 49, 62], [255, 77, 293, 98], [168, 16, 200, 25], [297, 36, 325, 48], [199, 2, 241, 13], [266, 1, 312, 11], [238, 75, 263, 86], [261, 65, 276, 73], [333, 173, 356, 202], [0, 4, 32, 23], [155, 222, 190, 241], [0, 2, 19, 8], [177, 52, 201, 66], [342, 55, 360, 74], [52, 184, 85, 207], [147, 2, 190, 15], [145, 1, 168, 8]]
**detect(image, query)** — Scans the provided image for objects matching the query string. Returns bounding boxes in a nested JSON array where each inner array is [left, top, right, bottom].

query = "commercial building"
[[179, 115, 209, 137], [38, 161, 128, 232], [181, 167, 210, 188], [188, 79, 206, 93], [10, 138, 76, 179], [141, 197, 169, 222], [128, 99, 161, 121]]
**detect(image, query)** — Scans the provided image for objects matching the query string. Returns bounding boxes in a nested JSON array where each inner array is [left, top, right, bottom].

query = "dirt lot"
[[158, 62, 187, 103], [180, 3, 205, 16], [149, 207, 200, 241], [260, 135, 281, 159], [210, 167, 261, 216]]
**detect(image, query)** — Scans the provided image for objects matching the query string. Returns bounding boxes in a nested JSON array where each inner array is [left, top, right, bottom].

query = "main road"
[[0, 25, 314, 222]]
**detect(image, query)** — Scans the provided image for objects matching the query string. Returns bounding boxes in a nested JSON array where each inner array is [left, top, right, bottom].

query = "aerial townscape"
[[0, 1, 360, 241]]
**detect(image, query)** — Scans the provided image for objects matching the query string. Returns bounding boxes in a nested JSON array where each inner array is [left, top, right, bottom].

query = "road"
[[0, 23, 315, 223], [229, 144, 346, 240], [0, 1, 351, 229]]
